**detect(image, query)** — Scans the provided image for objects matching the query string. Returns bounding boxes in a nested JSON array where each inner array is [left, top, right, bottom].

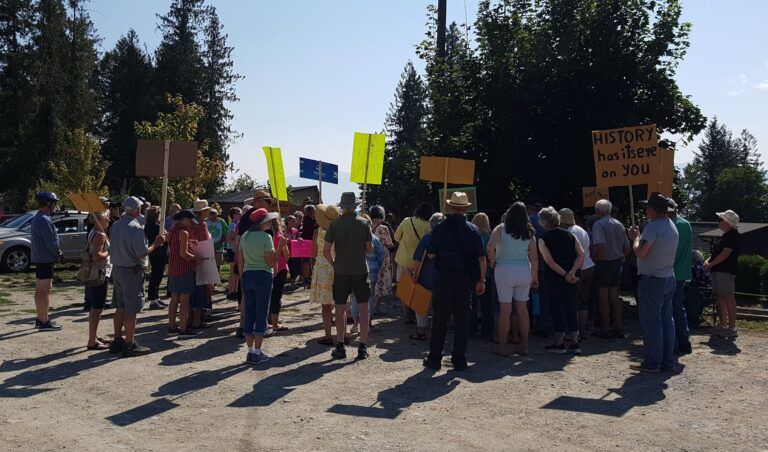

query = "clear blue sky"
[[88, 0, 767, 200]]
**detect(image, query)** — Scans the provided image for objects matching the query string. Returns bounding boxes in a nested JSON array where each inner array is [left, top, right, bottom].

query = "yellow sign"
[[419, 156, 475, 185], [262, 146, 288, 202], [656, 146, 675, 197], [350, 132, 385, 185], [68, 193, 105, 213], [592, 124, 661, 188], [582, 187, 610, 208]]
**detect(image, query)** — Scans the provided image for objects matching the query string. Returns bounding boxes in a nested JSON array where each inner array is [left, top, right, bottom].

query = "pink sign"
[[290, 239, 312, 258]]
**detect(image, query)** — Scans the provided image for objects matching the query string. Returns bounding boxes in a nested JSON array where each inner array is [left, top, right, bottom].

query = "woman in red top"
[[269, 218, 291, 333], [167, 210, 199, 338]]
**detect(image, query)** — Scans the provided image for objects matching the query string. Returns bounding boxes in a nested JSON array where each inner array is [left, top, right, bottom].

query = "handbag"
[[77, 231, 105, 286]]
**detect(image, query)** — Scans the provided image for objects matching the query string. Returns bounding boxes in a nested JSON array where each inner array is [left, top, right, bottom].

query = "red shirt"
[[168, 223, 196, 277], [274, 232, 289, 273]]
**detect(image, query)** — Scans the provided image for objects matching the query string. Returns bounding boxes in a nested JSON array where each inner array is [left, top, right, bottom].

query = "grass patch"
[[0, 291, 13, 306], [736, 319, 768, 332]]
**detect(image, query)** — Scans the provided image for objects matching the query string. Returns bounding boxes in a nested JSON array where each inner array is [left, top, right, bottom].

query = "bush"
[[736, 255, 768, 294]]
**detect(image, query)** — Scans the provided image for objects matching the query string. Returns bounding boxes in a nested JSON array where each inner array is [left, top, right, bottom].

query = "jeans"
[[350, 271, 378, 320], [428, 272, 473, 364], [148, 253, 166, 300], [242, 270, 273, 336], [544, 273, 579, 340], [672, 280, 691, 348], [470, 268, 495, 338], [637, 275, 677, 370]]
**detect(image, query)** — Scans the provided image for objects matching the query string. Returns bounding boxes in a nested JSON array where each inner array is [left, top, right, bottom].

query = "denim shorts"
[[169, 270, 196, 295]]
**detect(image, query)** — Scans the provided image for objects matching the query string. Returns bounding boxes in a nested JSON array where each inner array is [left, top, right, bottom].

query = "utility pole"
[[437, 0, 447, 59]]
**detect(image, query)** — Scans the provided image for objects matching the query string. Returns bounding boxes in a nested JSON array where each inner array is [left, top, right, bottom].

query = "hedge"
[[736, 255, 768, 295]]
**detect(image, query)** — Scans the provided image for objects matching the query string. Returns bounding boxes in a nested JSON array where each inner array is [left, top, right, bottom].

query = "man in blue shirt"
[[30, 192, 63, 331], [424, 193, 486, 371]]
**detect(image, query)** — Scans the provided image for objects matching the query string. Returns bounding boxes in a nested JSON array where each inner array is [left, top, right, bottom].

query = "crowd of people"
[[27, 187, 743, 371]]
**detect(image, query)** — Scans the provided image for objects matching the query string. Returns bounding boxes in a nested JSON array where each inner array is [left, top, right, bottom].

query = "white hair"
[[538, 206, 560, 230], [595, 199, 612, 215]]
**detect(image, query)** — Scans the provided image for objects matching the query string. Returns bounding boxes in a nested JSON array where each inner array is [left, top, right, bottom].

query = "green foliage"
[[713, 167, 768, 222], [736, 255, 768, 295], [223, 171, 257, 193]]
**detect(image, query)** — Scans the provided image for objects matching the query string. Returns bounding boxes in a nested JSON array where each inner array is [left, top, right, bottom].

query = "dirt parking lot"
[[0, 278, 767, 451]]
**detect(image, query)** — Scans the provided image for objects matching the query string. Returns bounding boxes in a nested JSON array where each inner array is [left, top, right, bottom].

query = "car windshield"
[[2, 213, 33, 229]]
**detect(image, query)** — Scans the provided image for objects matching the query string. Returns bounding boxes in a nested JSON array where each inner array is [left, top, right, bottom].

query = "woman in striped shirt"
[[167, 210, 200, 338]]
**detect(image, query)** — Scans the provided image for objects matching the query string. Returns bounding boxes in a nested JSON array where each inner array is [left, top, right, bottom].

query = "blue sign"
[[299, 157, 338, 184]]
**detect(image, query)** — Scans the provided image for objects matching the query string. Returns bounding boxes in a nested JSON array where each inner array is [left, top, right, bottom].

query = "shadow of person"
[[700, 335, 741, 356], [159, 335, 243, 366], [0, 351, 115, 398], [0, 347, 86, 373], [152, 363, 251, 398]]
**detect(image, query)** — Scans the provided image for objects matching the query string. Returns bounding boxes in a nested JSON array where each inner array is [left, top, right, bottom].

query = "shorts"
[[168, 270, 196, 295], [225, 249, 235, 263], [595, 258, 623, 288], [494, 263, 531, 303], [112, 266, 145, 314], [577, 266, 595, 310], [711, 271, 736, 296], [35, 263, 54, 280], [333, 273, 371, 306], [214, 250, 224, 267], [84, 280, 108, 310]]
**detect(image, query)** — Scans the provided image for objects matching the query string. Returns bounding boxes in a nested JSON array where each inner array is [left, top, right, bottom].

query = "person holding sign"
[[394, 203, 433, 323], [423, 192, 486, 371], [627, 193, 679, 373]]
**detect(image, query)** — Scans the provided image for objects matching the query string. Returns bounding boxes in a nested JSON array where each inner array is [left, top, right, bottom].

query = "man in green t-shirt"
[[206, 209, 229, 270], [668, 199, 692, 354], [324, 192, 373, 360]]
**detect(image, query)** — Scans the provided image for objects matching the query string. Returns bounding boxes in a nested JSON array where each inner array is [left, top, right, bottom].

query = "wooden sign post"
[[350, 132, 385, 213], [419, 156, 475, 212], [136, 139, 198, 232]]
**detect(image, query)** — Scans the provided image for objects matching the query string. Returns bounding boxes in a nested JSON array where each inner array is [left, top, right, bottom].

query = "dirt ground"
[[0, 278, 767, 451]]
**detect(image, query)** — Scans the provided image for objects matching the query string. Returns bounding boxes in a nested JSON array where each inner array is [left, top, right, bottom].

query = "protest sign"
[[438, 186, 477, 213], [419, 156, 475, 185], [300, 157, 338, 203], [581, 187, 610, 208], [192, 239, 221, 286], [395, 272, 431, 317], [350, 132, 386, 211], [262, 146, 289, 202], [69, 193, 107, 233], [592, 125, 660, 188], [656, 146, 675, 197], [290, 239, 312, 258]]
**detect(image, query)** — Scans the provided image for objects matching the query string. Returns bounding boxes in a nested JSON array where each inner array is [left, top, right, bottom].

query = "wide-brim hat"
[[338, 192, 360, 210], [558, 208, 576, 227], [316, 204, 340, 229], [252, 190, 276, 206], [192, 199, 211, 213], [249, 208, 279, 229], [716, 210, 739, 228], [639, 192, 670, 212], [446, 191, 472, 208]]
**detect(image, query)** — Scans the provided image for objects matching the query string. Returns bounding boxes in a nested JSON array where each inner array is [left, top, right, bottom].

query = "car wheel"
[[2, 246, 31, 273]]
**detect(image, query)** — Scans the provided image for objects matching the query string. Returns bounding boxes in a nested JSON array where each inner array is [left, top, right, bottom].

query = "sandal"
[[274, 325, 289, 331], [317, 336, 334, 346], [409, 333, 427, 341], [87, 343, 109, 350]]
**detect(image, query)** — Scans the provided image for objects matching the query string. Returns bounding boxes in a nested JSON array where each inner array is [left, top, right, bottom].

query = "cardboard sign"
[[350, 132, 385, 185], [262, 146, 289, 202], [592, 125, 660, 188], [419, 156, 475, 185], [69, 193, 105, 213], [289, 239, 312, 258], [395, 275, 431, 317], [300, 157, 339, 184], [656, 146, 675, 197], [135, 140, 197, 177], [438, 186, 477, 213], [581, 187, 610, 208], [192, 239, 221, 286]]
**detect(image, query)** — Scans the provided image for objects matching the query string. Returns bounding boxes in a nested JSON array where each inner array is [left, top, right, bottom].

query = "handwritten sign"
[[419, 156, 475, 185], [592, 125, 660, 188], [395, 273, 431, 317], [262, 146, 289, 202], [289, 239, 312, 258], [350, 132, 385, 185], [581, 187, 610, 208]]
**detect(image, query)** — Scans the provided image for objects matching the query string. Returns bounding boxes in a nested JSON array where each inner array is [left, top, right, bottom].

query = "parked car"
[[0, 214, 21, 227], [0, 212, 89, 273]]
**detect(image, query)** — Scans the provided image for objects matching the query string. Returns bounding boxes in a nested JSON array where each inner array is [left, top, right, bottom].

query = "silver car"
[[0, 212, 89, 273]]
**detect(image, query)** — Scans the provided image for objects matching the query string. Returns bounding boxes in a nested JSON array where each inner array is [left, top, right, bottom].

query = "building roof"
[[210, 185, 319, 205], [698, 223, 768, 238]]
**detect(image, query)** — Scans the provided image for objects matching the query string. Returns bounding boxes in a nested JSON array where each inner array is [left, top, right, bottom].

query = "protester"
[[350, 215, 385, 333], [238, 208, 280, 364], [704, 209, 742, 339], [423, 192, 486, 371], [284, 214, 302, 285], [310, 204, 339, 345], [164, 203, 181, 231], [206, 208, 229, 271], [300, 204, 318, 285], [166, 210, 199, 338], [369, 206, 394, 313], [487, 202, 538, 356], [394, 202, 433, 323], [411, 212, 445, 340], [471, 212, 495, 338], [323, 192, 373, 360], [269, 218, 291, 333], [627, 193, 679, 372], [30, 191, 63, 331], [668, 199, 692, 354], [538, 207, 585, 354], [559, 208, 595, 338], [526, 198, 549, 337], [109, 196, 165, 357], [136, 197, 148, 227], [84, 211, 111, 349], [225, 207, 242, 299], [592, 198, 630, 339], [190, 199, 213, 327], [144, 206, 168, 310]]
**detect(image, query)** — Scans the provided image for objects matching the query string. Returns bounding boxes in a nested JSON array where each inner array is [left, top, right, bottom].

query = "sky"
[[87, 0, 768, 201]]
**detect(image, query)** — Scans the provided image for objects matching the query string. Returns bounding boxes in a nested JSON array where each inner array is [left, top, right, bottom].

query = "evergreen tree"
[[712, 166, 768, 222], [97, 29, 156, 194], [367, 61, 429, 217]]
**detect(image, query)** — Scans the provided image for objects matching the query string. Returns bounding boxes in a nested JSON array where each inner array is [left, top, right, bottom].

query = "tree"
[[712, 167, 768, 222], [97, 29, 156, 194], [366, 61, 430, 217], [224, 171, 256, 193], [134, 95, 227, 208]]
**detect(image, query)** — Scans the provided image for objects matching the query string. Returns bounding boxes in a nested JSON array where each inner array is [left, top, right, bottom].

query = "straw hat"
[[192, 199, 211, 213], [252, 189, 275, 206], [316, 204, 340, 230], [716, 210, 740, 228], [558, 208, 576, 227], [446, 192, 472, 208]]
